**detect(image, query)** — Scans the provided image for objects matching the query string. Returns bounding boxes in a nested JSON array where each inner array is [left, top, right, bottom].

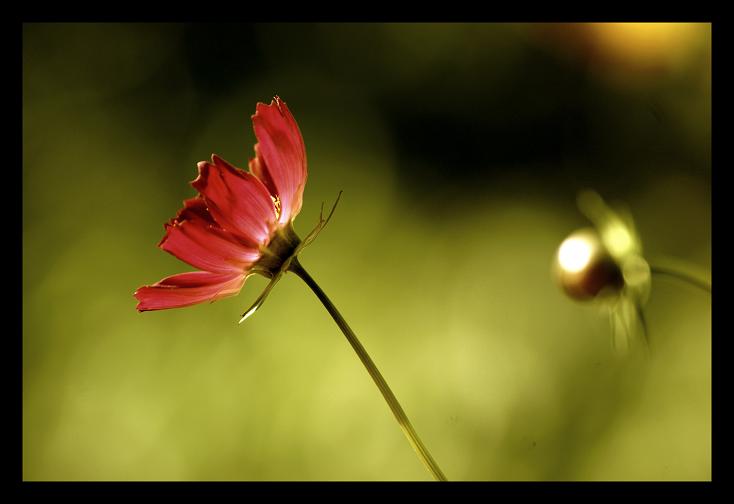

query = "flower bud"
[[554, 228, 625, 301]]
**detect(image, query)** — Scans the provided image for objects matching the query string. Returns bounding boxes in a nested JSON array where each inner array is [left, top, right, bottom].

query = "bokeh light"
[[559, 236, 594, 274]]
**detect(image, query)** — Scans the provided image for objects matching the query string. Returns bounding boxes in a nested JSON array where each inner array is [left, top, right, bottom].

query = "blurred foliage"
[[23, 23, 710, 480]]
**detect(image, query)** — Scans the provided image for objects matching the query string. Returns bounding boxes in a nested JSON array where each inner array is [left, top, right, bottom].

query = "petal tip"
[[273, 95, 285, 114], [133, 288, 148, 311], [192, 161, 211, 190], [253, 96, 288, 119]]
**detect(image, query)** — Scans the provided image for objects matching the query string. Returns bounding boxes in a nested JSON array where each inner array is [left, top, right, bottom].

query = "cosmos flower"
[[134, 96, 446, 481], [134, 96, 308, 314]]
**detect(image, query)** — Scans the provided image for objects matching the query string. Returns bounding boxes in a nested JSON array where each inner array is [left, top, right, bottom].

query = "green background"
[[23, 23, 711, 480]]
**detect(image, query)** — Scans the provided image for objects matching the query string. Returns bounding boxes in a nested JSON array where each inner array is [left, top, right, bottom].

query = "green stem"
[[649, 265, 711, 294], [288, 257, 447, 481]]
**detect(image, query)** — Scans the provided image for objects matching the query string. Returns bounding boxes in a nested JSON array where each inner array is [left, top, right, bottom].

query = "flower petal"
[[159, 197, 262, 274], [251, 96, 307, 224], [134, 271, 247, 311], [192, 155, 277, 247]]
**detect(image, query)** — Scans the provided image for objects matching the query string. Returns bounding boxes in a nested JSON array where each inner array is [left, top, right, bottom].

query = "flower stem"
[[288, 257, 447, 481], [649, 265, 711, 293]]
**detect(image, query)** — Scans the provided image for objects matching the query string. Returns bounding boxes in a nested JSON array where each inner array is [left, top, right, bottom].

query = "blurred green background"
[[23, 23, 711, 481]]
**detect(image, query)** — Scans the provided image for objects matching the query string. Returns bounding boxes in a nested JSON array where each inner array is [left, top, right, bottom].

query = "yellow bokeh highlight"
[[558, 236, 593, 274]]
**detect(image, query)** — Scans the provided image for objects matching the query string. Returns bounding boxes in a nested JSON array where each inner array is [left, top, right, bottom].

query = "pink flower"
[[134, 98, 446, 480], [134, 96, 307, 313]]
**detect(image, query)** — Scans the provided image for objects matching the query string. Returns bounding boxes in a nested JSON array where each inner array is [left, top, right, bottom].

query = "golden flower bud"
[[554, 228, 625, 301]]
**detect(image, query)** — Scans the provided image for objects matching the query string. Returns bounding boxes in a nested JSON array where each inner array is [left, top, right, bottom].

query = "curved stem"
[[288, 257, 447, 481], [649, 265, 711, 294]]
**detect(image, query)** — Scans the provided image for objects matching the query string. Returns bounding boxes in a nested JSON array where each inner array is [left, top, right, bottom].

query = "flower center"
[[272, 196, 282, 221]]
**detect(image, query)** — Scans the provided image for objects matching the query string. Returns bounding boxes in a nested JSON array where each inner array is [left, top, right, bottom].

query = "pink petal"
[[134, 271, 247, 311], [159, 197, 263, 274], [192, 155, 277, 247], [173, 196, 214, 224], [251, 96, 307, 224]]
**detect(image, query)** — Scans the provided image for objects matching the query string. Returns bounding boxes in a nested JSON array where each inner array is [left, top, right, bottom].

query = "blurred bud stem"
[[649, 264, 712, 293]]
